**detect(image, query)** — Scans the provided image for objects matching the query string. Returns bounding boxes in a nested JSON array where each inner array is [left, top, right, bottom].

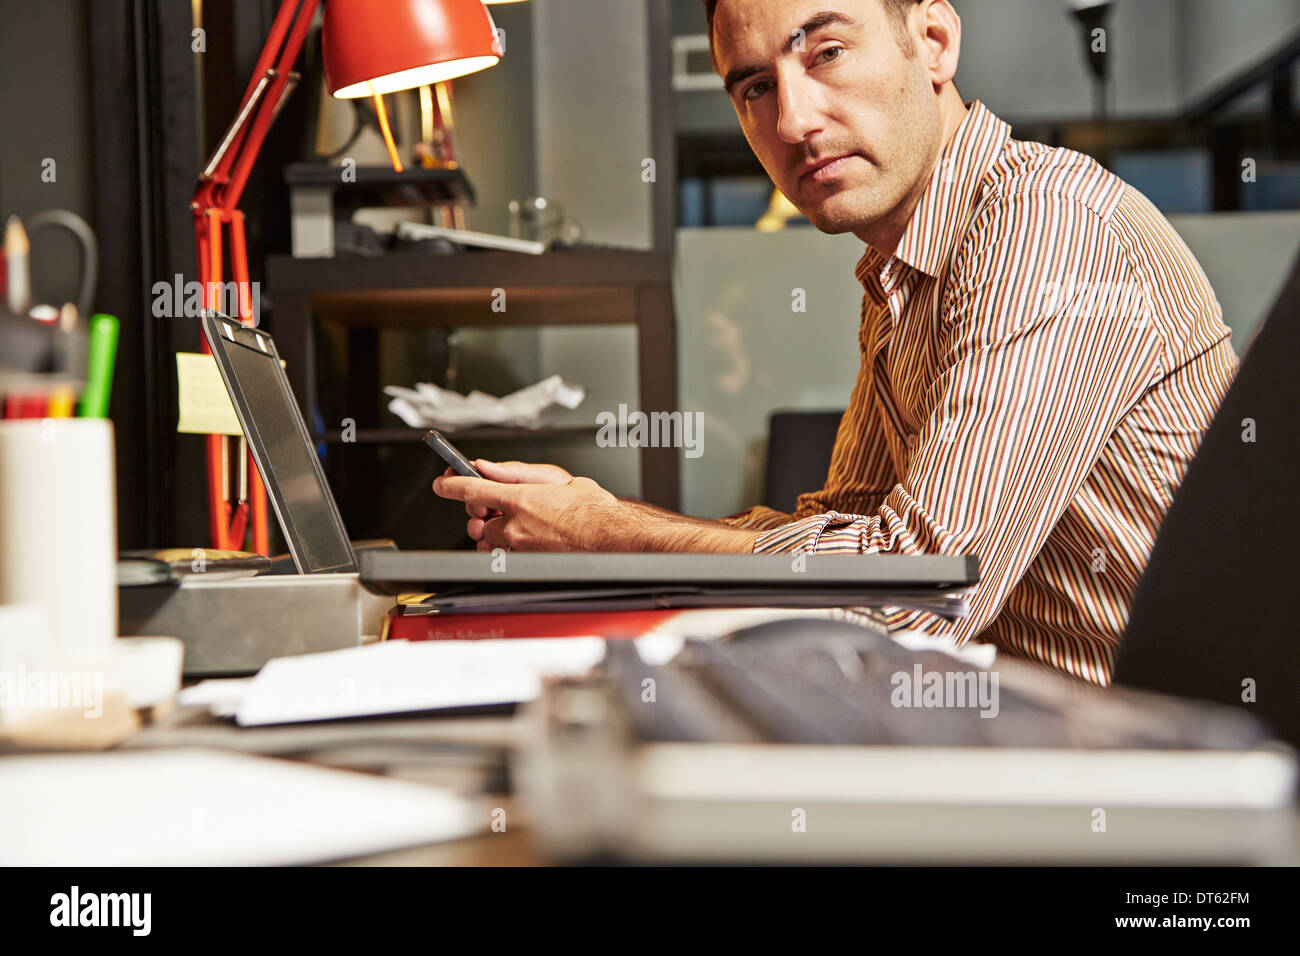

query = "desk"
[[336, 805, 541, 866], [112, 701, 1300, 867]]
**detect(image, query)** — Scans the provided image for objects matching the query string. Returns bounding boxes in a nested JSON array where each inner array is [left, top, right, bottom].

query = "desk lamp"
[[190, 0, 501, 552], [1066, 0, 1115, 118]]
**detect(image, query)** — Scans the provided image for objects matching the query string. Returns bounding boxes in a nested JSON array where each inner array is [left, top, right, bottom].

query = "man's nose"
[[776, 74, 824, 145]]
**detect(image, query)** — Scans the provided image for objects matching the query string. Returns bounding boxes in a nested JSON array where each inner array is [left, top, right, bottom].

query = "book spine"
[[385, 608, 680, 642]]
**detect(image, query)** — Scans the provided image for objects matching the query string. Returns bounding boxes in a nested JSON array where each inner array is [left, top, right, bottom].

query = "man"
[[434, 0, 1236, 685]]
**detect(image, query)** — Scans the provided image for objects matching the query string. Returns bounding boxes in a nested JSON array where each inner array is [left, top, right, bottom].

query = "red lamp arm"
[[190, 0, 322, 553], [192, 0, 321, 222]]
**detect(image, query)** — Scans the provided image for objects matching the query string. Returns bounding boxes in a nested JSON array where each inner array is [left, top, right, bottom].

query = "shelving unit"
[[265, 249, 680, 543], [316, 425, 602, 445]]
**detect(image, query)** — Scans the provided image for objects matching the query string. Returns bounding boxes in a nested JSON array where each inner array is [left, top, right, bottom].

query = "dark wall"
[[0, 0, 97, 302]]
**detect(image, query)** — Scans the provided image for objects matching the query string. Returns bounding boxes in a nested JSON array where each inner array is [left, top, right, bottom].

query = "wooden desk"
[[336, 801, 542, 867]]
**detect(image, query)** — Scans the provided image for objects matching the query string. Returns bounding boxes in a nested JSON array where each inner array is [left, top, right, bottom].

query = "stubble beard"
[[796, 85, 941, 240]]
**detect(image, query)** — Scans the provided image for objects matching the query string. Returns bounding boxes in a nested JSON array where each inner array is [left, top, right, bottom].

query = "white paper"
[[891, 629, 998, 668], [234, 637, 610, 727], [178, 677, 255, 716], [384, 374, 585, 430], [0, 748, 484, 866], [231, 609, 869, 727]]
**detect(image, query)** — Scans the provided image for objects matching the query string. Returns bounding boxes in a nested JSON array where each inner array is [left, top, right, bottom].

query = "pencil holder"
[[0, 419, 117, 674]]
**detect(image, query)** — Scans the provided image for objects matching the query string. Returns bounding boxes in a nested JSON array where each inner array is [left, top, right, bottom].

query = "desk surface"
[[123, 705, 542, 865], [336, 805, 542, 866]]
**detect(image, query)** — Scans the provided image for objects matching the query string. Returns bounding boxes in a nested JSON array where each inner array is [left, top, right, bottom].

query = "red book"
[[385, 607, 685, 642]]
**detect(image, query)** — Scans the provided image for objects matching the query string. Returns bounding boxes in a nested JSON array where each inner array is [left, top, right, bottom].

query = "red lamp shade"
[[323, 0, 501, 99]]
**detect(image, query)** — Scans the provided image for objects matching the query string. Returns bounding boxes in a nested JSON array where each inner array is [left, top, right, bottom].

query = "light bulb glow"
[[331, 55, 501, 98]]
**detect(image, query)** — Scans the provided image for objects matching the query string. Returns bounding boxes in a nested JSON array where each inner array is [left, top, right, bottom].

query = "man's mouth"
[[800, 154, 856, 185]]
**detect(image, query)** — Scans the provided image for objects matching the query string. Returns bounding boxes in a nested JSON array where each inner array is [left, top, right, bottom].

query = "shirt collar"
[[855, 100, 1010, 292]]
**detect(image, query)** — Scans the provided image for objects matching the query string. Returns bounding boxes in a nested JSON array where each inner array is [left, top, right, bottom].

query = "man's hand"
[[432, 459, 761, 553], [433, 460, 618, 552]]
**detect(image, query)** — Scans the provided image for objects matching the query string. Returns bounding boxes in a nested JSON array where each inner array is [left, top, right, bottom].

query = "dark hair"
[[704, 0, 923, 54]]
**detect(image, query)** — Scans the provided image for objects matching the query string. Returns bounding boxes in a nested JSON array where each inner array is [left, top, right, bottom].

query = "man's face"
[[713, 0, 942, 239]]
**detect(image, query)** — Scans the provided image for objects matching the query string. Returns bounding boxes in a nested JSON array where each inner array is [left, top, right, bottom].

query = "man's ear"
[[919, 0, 961, 88]]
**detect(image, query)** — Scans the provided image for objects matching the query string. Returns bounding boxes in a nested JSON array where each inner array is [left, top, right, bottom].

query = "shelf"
[[268, 250, 673, 329], [284, 162, 474, 209], [310, 285, 640, 328], [318, 424, 601, 445], [267, 248, 671, 295]]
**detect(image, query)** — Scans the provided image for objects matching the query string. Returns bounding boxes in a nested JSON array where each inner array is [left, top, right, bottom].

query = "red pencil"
[[2, 395, 46, 419]]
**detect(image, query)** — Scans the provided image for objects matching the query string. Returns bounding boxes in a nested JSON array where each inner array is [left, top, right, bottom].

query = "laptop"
[[199, 310, 979, 612], [516, 257, 1300, 865]]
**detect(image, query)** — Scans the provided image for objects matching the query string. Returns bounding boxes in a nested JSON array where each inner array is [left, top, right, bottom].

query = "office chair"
[[762, 410, 845, 512]]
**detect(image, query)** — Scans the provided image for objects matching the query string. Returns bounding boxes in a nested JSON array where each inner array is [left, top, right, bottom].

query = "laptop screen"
[[202, 312, 357, 574]]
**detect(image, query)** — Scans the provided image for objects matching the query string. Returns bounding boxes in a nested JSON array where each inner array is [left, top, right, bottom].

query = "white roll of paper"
[[0, 419, 118, 670]]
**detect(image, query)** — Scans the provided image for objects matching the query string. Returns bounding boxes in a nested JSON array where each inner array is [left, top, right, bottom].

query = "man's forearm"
[[609, 497, 761, 553]]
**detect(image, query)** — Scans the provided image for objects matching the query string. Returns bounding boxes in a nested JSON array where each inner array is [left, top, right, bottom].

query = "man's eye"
[[819, 46, 843, 63], [743, 80, 772, 102]]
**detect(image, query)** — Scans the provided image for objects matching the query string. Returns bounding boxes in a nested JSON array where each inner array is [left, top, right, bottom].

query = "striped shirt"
[[721, 101, 1237, 685]]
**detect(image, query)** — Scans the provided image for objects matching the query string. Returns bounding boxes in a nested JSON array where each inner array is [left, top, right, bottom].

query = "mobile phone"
[[424, 429, 483, 477]]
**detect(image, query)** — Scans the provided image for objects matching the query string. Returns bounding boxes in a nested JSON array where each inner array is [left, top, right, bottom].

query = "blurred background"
[[2, 0, 1297, 555]]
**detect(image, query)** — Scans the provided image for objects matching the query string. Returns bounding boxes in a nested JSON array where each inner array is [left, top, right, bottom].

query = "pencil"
[[4, 216, 30, 315], [77, 313, 119, 418], [48, 389, 76, 417], [47, 303, 81, 415]]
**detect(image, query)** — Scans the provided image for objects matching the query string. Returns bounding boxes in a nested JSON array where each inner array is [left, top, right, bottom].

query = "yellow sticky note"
[[176, 352, 243, 436]]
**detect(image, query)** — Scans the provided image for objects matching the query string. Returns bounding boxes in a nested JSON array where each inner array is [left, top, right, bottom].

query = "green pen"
[[77, 313, 119, 418]]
